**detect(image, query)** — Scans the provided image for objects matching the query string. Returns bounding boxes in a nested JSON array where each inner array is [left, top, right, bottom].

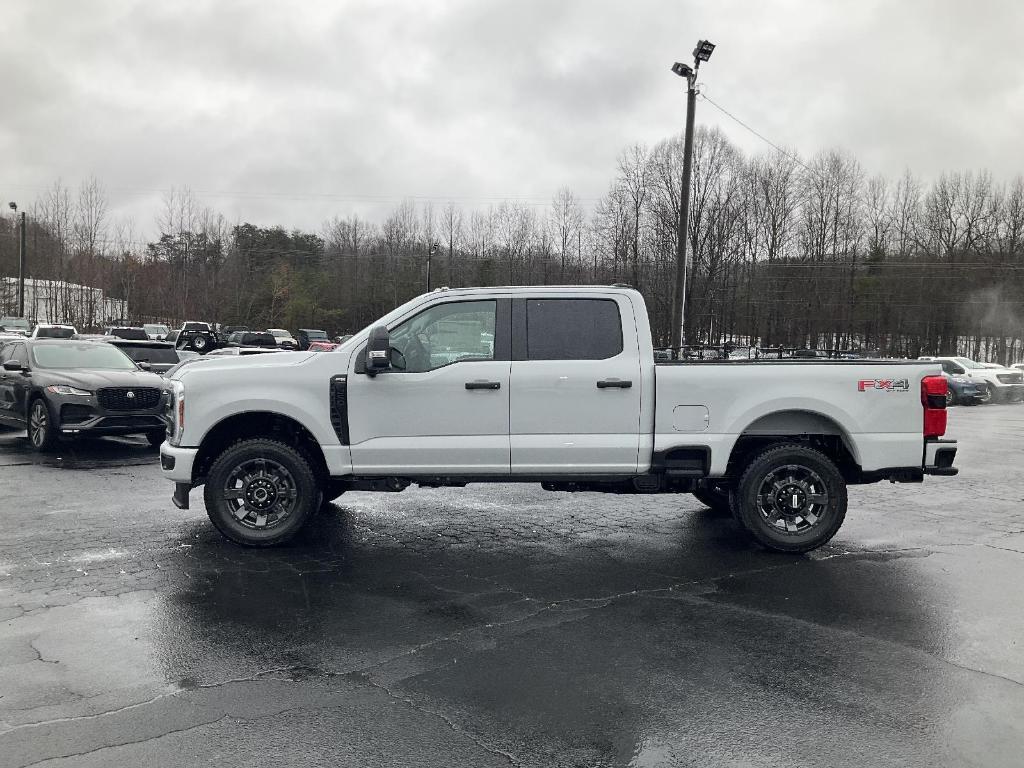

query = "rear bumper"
[[924, 439, 958, 476]]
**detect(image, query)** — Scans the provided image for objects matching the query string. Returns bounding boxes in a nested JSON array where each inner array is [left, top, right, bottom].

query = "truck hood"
[[171, 351, 323, 383]]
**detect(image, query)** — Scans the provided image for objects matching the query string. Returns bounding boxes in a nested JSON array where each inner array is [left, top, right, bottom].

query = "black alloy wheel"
[[733, 443, 847, 553], [204, 438, 318, 546], [28, 398, 57, 452]]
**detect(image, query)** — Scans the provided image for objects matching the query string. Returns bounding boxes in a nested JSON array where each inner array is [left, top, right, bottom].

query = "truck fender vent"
[[329, 375, 350, 445]]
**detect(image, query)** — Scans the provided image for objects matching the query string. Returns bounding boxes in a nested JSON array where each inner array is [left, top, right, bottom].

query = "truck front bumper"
[[160, 443, 198, 484], [924, 439, 958, 476]]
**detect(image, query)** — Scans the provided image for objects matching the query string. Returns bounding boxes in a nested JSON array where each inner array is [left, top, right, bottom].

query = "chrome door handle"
[[465, 381, 501, 390], [596, 379, 632, 389]]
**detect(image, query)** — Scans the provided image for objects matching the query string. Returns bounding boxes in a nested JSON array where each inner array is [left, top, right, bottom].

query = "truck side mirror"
[[2, 360, 22, 371], [365, 326, 392, 375]]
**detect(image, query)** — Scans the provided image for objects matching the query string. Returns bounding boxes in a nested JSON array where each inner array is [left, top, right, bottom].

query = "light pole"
[[426, 242, 441, 292], [8, 202, 26, 318], [669, 39, 715, 357]]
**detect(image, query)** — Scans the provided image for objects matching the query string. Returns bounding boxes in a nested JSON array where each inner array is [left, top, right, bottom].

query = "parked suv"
[[919, 356, 1023, 403], [0, 339, 167, 450], [295, 328, 329, 350], [0, 316, 31, 336], [226, 331, 278, 348]]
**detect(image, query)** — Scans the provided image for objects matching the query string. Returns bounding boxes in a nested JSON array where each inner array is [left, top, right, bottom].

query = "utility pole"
[[426, 242, 440, 292], [18, 212, 26, 317], [670, 40, 715, 358]]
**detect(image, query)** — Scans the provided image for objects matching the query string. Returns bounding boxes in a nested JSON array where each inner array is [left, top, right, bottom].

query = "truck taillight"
[[921, 375, 947, 439]]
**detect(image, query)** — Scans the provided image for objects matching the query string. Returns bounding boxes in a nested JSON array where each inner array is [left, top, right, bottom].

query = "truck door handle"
[[597, 379, 632, 389], [465, 380, 501, 390]]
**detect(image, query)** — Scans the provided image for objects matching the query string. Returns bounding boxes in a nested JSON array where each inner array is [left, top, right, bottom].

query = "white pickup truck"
[[160, 286, 958, 553]]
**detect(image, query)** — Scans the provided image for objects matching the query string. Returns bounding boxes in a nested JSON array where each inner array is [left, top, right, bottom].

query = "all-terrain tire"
[[203, 438, 319, 547], [733, 443, 847, 553], [190, 334, 209, 353]]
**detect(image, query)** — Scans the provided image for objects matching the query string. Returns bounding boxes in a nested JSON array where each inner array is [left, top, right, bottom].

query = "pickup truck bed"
[[160, 285, 957, 553]]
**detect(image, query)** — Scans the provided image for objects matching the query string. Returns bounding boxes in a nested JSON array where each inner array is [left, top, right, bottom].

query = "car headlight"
[[46, 385, 91, 396]]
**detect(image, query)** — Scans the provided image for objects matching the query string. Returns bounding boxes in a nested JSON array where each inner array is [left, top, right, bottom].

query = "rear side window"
[[526, 299, 622, 360]]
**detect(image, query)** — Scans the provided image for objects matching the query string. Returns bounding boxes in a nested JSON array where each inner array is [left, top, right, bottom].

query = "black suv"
[[226, 331, 277, 348], [174, 322, 220, 353], [0, 339, 167, 451]]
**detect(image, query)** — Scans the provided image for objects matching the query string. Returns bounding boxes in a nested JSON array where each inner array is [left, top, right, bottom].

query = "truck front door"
[[347, 298, 511, 475], [509, 296, 642, 474]]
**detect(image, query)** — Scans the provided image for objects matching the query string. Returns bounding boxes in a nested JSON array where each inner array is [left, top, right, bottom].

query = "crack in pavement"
[[17, 716, 230, 768], [348, 671, 520, 767]]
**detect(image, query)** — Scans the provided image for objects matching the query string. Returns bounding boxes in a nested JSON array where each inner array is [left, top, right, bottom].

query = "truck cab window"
[[389, 300, 496, 373], [526, 299, 622, 360]]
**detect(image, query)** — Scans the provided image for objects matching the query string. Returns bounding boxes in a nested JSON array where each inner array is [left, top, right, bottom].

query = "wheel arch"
[[726, 409, 862, 480], [192, 411, 328, 485]]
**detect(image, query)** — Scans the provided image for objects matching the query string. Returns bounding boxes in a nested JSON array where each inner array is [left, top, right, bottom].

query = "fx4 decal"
[[858, 379, 910, 392]]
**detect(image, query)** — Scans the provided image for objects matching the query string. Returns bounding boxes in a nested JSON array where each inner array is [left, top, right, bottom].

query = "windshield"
[[954, 357, 985, 370], [114, 344, 179, 364], [35, 326, 76, 339], [304, 330, 328, 340], [31, 343, 138, 370], [143, 324, 169, 335], [268, 329, 290, 337]]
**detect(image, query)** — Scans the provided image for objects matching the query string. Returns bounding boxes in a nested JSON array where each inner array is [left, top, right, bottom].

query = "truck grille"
[[997, 372, 1023, 384], [98, 387, 161, 411]]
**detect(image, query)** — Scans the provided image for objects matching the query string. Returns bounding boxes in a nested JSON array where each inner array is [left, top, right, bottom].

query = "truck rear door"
[[509, 296, 642, 474]]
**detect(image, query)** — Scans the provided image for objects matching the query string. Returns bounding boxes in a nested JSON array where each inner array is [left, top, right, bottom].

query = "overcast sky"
[[3, 0, 1023, 236]]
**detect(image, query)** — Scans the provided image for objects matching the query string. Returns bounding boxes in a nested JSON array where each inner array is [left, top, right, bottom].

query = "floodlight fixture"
[[693, 39, 716, 62], [7, 202, 16, 211], [671, 61, 693, 78]]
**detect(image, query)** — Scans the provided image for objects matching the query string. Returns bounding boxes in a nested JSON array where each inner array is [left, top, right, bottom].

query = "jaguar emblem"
[[126, 391, 135, 399]]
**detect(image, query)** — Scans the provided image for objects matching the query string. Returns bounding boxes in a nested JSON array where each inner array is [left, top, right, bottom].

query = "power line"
[[697, 92, 818, 176]]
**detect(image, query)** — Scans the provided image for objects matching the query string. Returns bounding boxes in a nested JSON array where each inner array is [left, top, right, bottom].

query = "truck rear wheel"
[[203, 438, 318, 547], [733, 443, 847, 553]]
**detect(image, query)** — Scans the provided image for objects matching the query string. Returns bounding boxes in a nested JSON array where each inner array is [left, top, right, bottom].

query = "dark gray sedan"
[[0, 339, 167, 451]]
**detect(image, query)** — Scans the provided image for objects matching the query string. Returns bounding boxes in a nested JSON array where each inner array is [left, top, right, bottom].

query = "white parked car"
[[918, 356, 1024, 403], [266, 328, 298, 349], [160, 286, 959, 554], [30, 323, 77, 339]]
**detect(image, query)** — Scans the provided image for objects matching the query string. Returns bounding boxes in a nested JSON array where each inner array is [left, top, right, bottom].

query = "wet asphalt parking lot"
[[0, 406, 1023, 767]]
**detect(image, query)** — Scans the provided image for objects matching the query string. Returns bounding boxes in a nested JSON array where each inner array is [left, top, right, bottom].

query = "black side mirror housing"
[[2, 360, 22, 372], [365, 326, 391, 375]]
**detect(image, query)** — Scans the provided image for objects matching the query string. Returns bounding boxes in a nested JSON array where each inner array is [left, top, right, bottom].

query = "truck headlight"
[[168, 381, 185, 446]]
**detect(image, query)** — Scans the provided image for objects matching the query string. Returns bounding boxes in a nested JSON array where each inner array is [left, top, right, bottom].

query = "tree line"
[[2, 126, 1023, 363]]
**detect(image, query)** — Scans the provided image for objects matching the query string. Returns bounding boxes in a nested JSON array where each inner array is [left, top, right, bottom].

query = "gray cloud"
[[2, 0, 1023, 235]]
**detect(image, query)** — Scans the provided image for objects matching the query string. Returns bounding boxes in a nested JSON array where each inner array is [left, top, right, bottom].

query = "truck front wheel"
[[732, 443, 847, 553], [203, 438, 319, 547]]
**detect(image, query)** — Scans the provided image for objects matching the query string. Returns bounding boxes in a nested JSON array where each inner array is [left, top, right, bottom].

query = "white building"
[[0, 277, 128, 328]]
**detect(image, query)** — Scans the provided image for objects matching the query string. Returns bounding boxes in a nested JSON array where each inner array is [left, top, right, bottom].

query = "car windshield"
[[954, 357, 985, 369], [36, 327, 76, 339], [32, 343, 138, 370], [114, 343, 180, 364], [304, 330, 327, 340], [143, 324, 169, 335], [269, 330, 289, 338]]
